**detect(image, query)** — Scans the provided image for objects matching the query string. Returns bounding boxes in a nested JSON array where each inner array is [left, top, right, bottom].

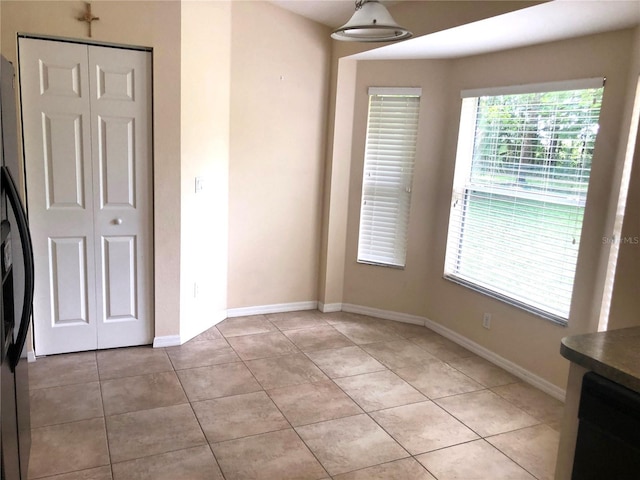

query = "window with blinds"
[[357, 87, 421, 268], [444, 79, 604, 324]]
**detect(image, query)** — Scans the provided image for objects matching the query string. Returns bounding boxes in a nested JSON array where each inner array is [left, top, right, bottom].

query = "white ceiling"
[[270, 0, 404, 29], [270, 0, 640, 60], [353, 0, 640, 60]]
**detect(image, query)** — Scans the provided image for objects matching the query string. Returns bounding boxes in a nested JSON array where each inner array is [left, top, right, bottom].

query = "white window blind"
[[357, 87, 421, 267], [444, 80, 604, 323]]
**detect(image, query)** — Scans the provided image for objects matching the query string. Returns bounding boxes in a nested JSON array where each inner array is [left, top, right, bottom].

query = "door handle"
[[113, 218, 123, 225], [1, 167, 34, 372]]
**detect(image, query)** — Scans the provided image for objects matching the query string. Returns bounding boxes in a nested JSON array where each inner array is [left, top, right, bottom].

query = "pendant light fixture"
[[331, 0, 412, 42]]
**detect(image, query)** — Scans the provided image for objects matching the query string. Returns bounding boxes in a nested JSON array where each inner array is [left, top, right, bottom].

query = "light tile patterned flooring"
[[27, 311, 563, 480]]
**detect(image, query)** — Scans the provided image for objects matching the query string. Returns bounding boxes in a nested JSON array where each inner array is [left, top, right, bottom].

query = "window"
[[444, 79, 604, 324], [357, 87, 421, 268]]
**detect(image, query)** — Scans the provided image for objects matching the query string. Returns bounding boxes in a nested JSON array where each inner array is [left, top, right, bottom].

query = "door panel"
[[20, 38, 153, 355], [39, 60, 82, 98], [48, 237, 89, 325], [89, 46, 152, 350], [102, 236, 136, 321], [96, 65, 134, 101], [42, 113, 86, 209], [97, 115, 135, 208], [20, 38, 97, 354]]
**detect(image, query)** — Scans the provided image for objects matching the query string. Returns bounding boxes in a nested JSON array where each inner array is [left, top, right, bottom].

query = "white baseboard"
[[153, 298, 565, 400], [422, 316, 566, 401], [318, 302, 343, 313], [180, 310, 228, 344], [227, 301, 318, 318], [343, 303, 424, 326], [154, 310, 227, 348], [154, 303, 318, 348], [342, 303, 566, 402], [153, 335, 181, 348]]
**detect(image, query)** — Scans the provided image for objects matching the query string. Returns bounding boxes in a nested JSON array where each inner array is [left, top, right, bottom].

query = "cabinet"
[[572, 372, 640, 479]]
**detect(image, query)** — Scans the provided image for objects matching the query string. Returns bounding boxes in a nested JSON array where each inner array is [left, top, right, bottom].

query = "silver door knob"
[[113, 218, 123, 225]]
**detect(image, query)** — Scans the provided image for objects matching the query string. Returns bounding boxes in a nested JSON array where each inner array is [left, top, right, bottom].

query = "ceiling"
[[270, 0, 640, 60], [353, 0, 640, 60], [270, 0, 404, 29]]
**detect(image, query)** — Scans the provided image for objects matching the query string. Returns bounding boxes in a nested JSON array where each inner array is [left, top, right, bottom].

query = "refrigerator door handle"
[[2, 166, 35, 372]]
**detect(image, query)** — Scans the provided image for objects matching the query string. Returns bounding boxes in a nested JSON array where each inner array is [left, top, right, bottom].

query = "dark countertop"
[[561, 327, 640, 393]]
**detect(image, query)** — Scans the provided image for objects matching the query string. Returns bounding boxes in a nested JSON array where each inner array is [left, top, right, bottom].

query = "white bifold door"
[[19, 38, 153, 355]]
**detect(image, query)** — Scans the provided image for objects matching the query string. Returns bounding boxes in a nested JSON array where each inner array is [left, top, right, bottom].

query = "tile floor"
[[27, 310, 564, 480]]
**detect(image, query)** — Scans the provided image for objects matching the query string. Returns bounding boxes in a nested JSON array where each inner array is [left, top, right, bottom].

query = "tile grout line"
[[96, 363, 116, 480], [104, 347, 230, 475], [102, 349, 187, 473], [220, 317, 333, 479], [224, 315, 406, 478], [289, 335, 419, 478], [222, 313, 543, 478], [316, 313, 553, 478], [28, 312, 559, 479], [170, 340, 230, 480]]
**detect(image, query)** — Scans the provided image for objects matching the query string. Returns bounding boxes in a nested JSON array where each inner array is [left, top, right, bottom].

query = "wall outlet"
[[482, 312, 491, 329], [194, 282, 200, 298]]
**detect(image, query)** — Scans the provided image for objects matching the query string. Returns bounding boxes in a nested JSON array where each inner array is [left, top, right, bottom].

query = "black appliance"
[[572, 372, 640, 479], [0, 55, 35, 480]]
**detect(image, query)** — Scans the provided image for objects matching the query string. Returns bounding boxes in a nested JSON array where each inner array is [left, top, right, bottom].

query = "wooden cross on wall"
[[77, 2, 100, 38]]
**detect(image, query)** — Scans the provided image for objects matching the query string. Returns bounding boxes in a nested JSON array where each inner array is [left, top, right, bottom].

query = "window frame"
[[443, 78, 605, 325]]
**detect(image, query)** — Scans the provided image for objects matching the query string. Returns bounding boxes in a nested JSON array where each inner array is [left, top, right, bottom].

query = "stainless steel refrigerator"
[[0, 55, 35, 480]]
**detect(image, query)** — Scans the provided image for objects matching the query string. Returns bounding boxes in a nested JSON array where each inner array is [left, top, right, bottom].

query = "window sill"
[[443, 274, 569, 327], [357, 259, 405, 270]]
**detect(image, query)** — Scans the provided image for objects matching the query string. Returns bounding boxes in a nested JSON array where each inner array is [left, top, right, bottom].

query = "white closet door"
[[19, 38, 153, 355], [88, 45, 153, 350], [20, 38, 98, 354]]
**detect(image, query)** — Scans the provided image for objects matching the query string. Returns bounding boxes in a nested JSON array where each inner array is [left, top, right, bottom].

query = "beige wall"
[[228, 1, 330, 309], [3, 0, 637, 390], [1, 1, 183, 339], [318, 0, 542, 309], [608, 26, 640, 331], [340, 29, 636, 389], [180, 0, 230, 339], [343, 60, 451, 316], [318, 57, 357, 308], [1, 0, 332, 340], [609, 119, 640, 328]]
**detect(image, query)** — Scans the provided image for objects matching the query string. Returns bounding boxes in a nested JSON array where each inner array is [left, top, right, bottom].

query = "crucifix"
[[77, 2, 100, 38]]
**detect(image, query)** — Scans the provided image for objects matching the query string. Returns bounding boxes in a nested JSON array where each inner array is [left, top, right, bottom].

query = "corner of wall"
[[179, 0, 231, 340], [318, 57, 358, 308]]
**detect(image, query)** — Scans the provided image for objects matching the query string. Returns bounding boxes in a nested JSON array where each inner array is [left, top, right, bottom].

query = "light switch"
[[195, 176, 205, 193]]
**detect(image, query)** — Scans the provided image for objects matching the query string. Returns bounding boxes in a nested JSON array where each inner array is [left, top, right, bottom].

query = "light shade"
[[331, 1, 412, 42]]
